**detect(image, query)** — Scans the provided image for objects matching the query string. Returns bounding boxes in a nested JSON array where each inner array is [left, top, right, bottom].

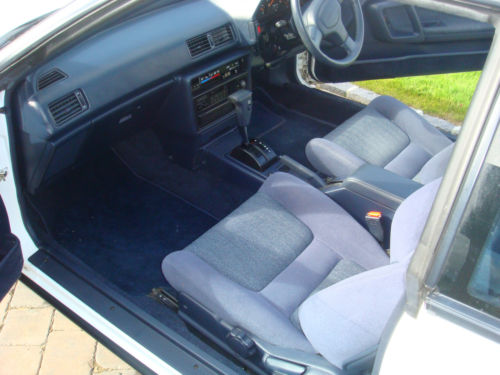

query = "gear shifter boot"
[[230, 138, 278, 172]]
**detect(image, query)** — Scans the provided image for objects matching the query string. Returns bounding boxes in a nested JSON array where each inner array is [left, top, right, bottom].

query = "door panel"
[[313, 1, 494, 82], [0, 197, 23, 300]]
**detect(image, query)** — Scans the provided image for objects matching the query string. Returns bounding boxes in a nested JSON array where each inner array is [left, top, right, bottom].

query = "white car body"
[[0, 0, 499, 374]]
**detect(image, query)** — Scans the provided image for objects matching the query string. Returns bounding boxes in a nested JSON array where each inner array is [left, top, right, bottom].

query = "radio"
[[191, 57, 249, 130]]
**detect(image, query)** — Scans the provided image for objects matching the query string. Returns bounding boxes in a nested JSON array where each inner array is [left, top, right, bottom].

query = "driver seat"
[[306, 95, 454, 182]]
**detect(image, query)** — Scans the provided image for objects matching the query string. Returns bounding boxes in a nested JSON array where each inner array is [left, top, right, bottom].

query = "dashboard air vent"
[[211, 24, 234, 47], [187, 34, 212, 57], [186, 24, 234, 57], [37, 69, 67, 90], [48, 90, 88, 126]]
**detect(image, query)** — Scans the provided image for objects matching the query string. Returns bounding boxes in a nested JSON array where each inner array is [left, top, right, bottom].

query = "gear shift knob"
[[228, 89, 252, 145]]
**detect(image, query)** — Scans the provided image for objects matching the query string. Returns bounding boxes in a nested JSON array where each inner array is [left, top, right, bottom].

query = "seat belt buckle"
[[365, 211, 384, 243]]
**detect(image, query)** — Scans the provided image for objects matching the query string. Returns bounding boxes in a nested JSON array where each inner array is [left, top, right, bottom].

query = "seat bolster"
[[305, 138, 365, 179], [162, 251, 315, 352], [298, 263, 407, 369], [370, 96, 452, 155], [260, 238, 341, 317], [383, 143, 432, 179]]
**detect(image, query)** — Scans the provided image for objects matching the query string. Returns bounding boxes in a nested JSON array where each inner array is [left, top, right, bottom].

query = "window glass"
[[437, 135, 500, 318], [467, 211, 500, 308]]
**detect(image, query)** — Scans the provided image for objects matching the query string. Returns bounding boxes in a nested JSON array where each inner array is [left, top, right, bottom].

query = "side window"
[[437, 134, 500, 318]]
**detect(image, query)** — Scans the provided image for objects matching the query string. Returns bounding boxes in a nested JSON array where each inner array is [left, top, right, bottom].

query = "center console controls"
[[156, 52, 251, 169], [191, 57, 249, 129]]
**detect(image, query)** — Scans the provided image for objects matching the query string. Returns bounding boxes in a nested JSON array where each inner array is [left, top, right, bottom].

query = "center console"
[[156, 51, 252, 168], [156, 50, 283, 177]]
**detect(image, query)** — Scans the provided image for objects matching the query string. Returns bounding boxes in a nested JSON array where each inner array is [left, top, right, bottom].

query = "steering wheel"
[[291, 0, 364, 67]]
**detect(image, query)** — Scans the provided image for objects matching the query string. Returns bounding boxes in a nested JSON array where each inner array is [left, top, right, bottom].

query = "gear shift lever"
[[229, 89, 252, 145], [229, 89, 278, 171]]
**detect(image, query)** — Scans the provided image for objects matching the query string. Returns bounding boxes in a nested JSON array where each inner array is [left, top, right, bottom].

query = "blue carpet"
[[251, 89, 339, 167], [48, 154, 216, 296]]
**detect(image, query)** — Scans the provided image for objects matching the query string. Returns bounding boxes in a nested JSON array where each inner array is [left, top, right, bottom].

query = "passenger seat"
[[162, 172, 441, 370]]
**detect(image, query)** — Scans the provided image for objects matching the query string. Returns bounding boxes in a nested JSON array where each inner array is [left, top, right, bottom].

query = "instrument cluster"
[[256, 0, 291, 20], [254, 0, 310, 62]]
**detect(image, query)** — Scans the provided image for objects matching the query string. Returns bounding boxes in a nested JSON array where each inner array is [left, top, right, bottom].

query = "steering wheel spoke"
[[307, 25, 324, 50], [341, 36, 356, 55]]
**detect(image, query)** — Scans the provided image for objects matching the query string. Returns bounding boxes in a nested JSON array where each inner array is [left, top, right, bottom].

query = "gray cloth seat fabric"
[[298, 177, 441, 368], [306, 95, 453, 183], [162, 172, 441, 368]]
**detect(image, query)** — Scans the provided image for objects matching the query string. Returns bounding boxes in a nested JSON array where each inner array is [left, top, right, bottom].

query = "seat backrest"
[[298, 178, 442, 369], [390, 178, 442, 264], [414, 144, 454, 184]]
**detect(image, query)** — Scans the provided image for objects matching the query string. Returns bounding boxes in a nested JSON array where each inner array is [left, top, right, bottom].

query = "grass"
[[355, 71, 481, 125]]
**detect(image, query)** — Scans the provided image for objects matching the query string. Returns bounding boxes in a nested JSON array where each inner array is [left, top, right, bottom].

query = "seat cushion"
[[186, 191, 313, 291], [306, 95, 453, 179], [162, 172, 388, 352]]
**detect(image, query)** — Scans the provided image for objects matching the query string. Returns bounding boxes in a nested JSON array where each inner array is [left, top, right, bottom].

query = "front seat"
[[306, 95, 454, 183], [162, 172, 441, 371]]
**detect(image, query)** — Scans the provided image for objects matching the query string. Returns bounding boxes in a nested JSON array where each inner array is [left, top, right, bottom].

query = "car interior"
[[5, 0, 494, 374]]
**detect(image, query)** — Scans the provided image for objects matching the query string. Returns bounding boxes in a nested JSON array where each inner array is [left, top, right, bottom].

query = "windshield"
[[0, 0, 75, 44]]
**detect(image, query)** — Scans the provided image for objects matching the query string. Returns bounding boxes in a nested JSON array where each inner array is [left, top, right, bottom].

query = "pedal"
[[151, 287, 179, 311]]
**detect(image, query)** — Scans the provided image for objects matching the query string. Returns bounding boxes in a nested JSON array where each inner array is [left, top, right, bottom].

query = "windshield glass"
[[0, 0, 75, 40]]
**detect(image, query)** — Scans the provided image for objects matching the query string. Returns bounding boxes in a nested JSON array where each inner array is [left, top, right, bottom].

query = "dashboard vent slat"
[[37, 69, 67, 90], [48, 90, 88, 126], [186, 24, 234, 58]]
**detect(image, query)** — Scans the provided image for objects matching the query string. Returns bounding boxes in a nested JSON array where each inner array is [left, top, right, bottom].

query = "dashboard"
[[13, 0, 306, 194]]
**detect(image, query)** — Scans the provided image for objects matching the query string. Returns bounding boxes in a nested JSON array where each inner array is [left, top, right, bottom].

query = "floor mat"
[[35, 153, 248, 372], [249, 90, 339, 167], [249, 101, 285, 136], [114, 130, 257, 220], [45, 154, 216, 296]]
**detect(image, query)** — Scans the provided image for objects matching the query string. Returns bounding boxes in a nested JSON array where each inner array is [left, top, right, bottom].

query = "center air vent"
[[211, 24, 234, 47], [48, 90, 88, 126], [37, 69, 67, 90], [186, 24, 234, 57]]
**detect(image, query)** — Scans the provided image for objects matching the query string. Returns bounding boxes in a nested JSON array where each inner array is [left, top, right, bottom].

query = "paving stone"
[[10, 282, 50, 309], [39, 330, 96, 375], [0, 285, 15, 325], [95, 343, 133, 370], [0, 307, 53, 346], [0, 345, 43, 375], [52, 310, 82, 332], [95, 370, 141, 375]]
